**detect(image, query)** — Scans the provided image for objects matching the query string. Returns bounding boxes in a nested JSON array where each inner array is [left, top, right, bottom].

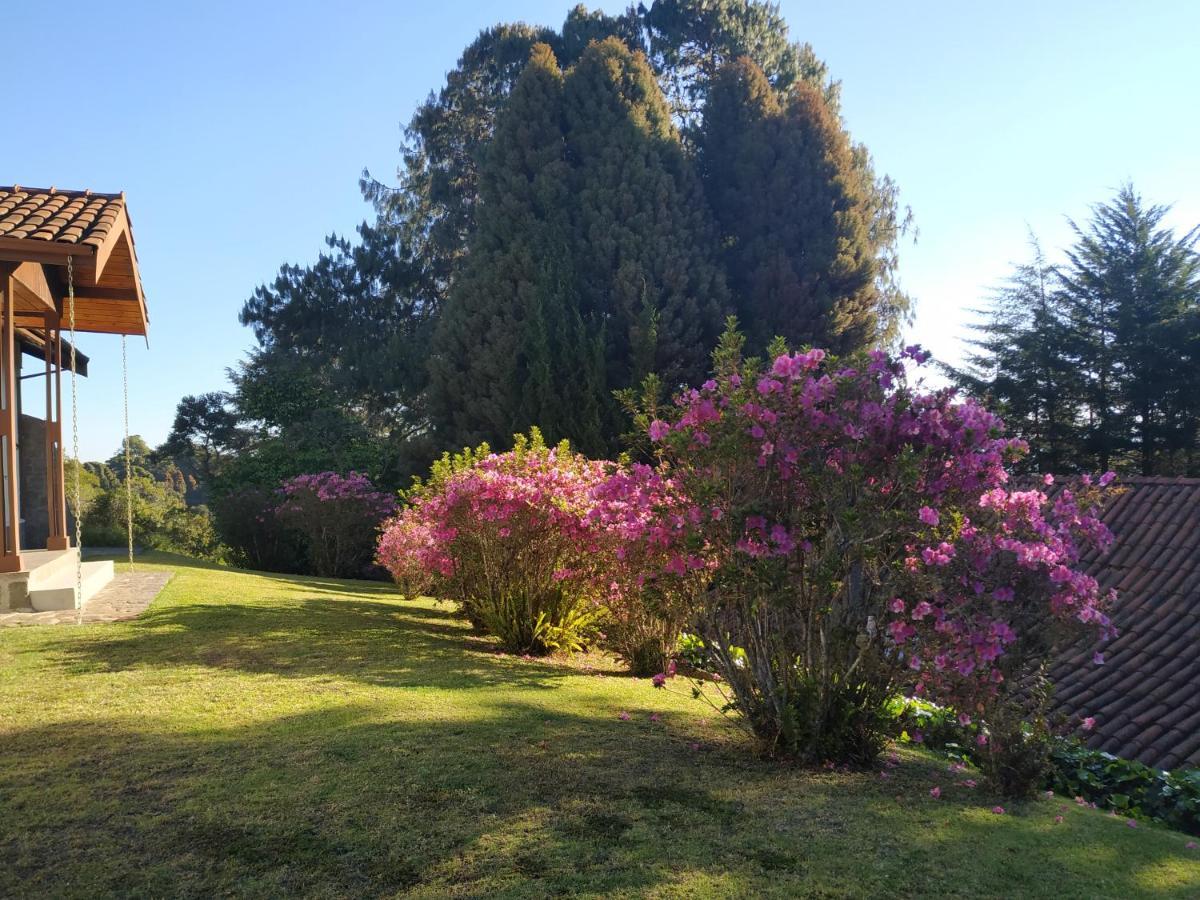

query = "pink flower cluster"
[[377, 437, 702, 661], [277, 471, 397, 519], [377, 443, 610, 596], [646, 342, 1117, 714]]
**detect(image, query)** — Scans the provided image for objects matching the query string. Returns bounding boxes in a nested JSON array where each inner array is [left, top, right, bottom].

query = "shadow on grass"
[[0, 703, 755, 897], [51, 597, 582, 691], [1, 701, 1195, 898]]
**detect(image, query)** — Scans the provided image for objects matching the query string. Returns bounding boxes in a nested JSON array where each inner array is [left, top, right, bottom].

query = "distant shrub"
[[276, 472, 396, 579], [212, 487, 308, 573]]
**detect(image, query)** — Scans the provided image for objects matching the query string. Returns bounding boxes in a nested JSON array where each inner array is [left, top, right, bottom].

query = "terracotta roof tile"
[[0, 186, 125, 248], [1051, 476, 1200, 771]]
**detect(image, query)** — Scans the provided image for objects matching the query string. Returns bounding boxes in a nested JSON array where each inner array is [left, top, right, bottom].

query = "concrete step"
[[23, 549, 81, 592], [28, 560, 115, 612]]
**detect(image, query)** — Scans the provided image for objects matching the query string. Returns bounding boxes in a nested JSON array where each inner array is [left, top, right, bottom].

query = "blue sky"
[[8, 1, 1198, 460]]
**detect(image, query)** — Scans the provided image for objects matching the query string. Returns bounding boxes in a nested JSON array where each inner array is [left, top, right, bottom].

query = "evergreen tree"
[[563, 37, 728, 435], [429, 44, 606, 453], [954, 187, 1200, 476], [700, 58, 879, 354], [948, 238, 1080, 473], [1059, 185, 1200, 474], [643, 0, 832, 124], [241, 3, 910, 466]]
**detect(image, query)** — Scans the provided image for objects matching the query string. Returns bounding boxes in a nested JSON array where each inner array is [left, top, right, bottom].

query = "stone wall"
[[18, 414, 49, 550]]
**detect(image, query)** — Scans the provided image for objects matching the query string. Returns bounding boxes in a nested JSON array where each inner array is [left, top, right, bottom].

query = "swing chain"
[[123, 335, 134, 571], [67, 255, 82, 614]]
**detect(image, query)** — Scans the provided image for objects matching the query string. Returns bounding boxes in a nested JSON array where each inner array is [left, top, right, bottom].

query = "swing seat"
[[0, 549, 113, 612]]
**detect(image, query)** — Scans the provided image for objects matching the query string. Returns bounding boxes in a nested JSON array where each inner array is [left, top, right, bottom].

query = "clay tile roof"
[[1052, 476, 1200, 771], [0, 185, 125, 248]]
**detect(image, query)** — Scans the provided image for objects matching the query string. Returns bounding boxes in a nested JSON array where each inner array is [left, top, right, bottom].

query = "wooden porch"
[[0, 186, 148, 603]]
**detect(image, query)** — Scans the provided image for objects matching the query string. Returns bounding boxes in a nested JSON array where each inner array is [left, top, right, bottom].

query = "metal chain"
[[122, 335, 134, 571], [67, 255, 82, 616]]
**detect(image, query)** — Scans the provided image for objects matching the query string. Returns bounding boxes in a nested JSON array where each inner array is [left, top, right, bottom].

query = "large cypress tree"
[[429, 44, 606, 454], [432, 38, 727, 455], [699, 57, 879, 354], [563, 37, 728, 431]]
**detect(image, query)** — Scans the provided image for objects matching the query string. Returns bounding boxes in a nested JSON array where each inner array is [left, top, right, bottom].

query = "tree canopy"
[[952, 186, 1200, 475]]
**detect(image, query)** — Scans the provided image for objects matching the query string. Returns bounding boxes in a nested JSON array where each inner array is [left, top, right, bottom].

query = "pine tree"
[[699, 57, 879, 355], [429, 44, 606, 453], [1059, 185, 1200, 474], [948, 238, 1081, 473], [563, 37, 728, 436]]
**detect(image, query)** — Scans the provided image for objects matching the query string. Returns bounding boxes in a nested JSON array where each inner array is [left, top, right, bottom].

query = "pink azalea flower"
[[1126, 819, 1138, 828], [879, 771, 891, 780], [1044, 790, 1054, 799], [651, 673, 667, 689], [958, 713, 972, 726], [1055, 815, 1064, 824], [991, 806, 1005, 815], [1093, 652, 1105, 666], [648, 419, 671, 442], [918, 505, 940, 526], [649, 713, 662, 723], [1081, 716, 1096, 731], [688, 742, 701, 752], [1043, 473, 1054, 486], [1186, 841, 1198, 850], [930, 786, 941, 799], [961, 779, 978, 788], [618, 711, 631, 721]]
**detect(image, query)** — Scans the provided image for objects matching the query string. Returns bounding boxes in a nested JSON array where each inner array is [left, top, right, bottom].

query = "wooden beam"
[[0, 236, 95, 266], [0, 270, 23, 571], [44, 312, 67, 550]]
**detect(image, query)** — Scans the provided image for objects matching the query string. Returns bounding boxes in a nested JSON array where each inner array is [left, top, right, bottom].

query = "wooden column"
[[45, 311, 68, 550], [0, 266, 24, 572]]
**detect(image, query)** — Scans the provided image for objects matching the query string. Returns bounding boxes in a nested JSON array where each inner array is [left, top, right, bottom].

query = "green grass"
[[1, 554, 1197, 898]]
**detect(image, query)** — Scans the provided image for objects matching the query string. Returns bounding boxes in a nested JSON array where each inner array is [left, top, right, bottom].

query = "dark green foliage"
[[1048, 742, 1200, 837], [700, 58, 880, 354], [429, 44, 607, 454], [234, 2, 909, 465], [563, 38, 727, 438], [210, 488, 307, 574], [1058, 186, 1200, 474], [431, 39, 727, 455], [642, 0, 833, 124], [948, 239, 1081, 473], [163, 392, 246, 486], [955, 186, 1200, 475]]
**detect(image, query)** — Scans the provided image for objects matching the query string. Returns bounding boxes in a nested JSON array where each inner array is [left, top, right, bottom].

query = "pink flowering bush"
[[637, 326, 1116, 766], [379, 430, 702, 665], [378, 430, 609, 654], [586, 462, 710, 675], [275, 471, 397, 578]]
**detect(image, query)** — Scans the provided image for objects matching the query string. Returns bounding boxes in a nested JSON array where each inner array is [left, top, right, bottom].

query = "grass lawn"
[[1, 554, 1197, 898]]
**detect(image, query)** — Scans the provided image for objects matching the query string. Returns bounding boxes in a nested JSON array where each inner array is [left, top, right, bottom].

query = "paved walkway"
[[0, 571, 173, 627]]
